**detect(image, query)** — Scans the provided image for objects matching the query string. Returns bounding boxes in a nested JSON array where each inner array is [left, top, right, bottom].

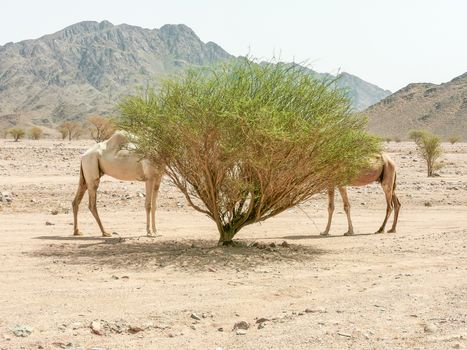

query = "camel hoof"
[[147, 232, 157, 238], [387, 229, 396, 233], [375, 230, 384, 234], [343, 232, 354, 236], [320, 232, 330, 236], [73, 230, 83, 236], [102, 232, 112, 237]]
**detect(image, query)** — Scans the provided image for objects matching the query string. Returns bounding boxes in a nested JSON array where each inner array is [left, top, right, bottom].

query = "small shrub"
[[448, 136, 460, 145], [28, 126, 43, 140], [9, 127, 25, 142], [58, 121, 82, 141], [408, 129, 426, 143], [58, 127, 68, 140], [394, 136, 401, 143], [413, 130, 443, 177]]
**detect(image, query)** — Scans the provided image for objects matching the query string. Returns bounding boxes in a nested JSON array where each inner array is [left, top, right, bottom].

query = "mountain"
[[0, 21, 231, 129], [336, 72, 391, 111], [365, 73, 467, 139], [0, 20, 390, 130]]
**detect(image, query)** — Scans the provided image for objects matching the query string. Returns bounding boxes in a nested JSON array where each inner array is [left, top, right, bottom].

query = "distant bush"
[[384, 137, 392, 143], [28, 126, 43, 140], [394, 136, 401, 143], [58, 127, 68, 140], [413, 130, 443, 177], [9, 127, 25, 142], [448, 135, 460, 144], [58, 121, 82, 141], [87, 115, 116, 143], [408, 129, 426, 143]]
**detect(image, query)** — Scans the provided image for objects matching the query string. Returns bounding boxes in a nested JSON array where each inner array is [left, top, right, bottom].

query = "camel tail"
[[79, 163, 86, 187], [377, 163, 385, 184], [393, 171, 397, 191]]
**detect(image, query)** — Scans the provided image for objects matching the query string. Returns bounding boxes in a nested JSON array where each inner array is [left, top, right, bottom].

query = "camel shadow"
[[252, 232, 377, 241], [31, 236, 327, 272], [34, 235, 121, 242]]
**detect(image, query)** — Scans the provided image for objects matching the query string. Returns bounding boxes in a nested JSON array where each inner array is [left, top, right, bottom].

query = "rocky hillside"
[[0, 20, 390, 130], [0, 21, 231, 129], [337, 72, 391, 111], [366, 73, 467, 139]]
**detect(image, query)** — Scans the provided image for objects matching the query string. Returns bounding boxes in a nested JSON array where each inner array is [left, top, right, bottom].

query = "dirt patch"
[[0, 139, 466, 350]]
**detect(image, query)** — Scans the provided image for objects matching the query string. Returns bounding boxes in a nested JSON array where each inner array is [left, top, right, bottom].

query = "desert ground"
[[0, 139, 466, 350]]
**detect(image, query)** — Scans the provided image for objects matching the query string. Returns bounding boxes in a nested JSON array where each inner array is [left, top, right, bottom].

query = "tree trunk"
[[218, 227, 237, 246]]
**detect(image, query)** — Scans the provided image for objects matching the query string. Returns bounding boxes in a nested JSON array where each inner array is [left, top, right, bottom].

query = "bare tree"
[[58, 121, 82, 141]]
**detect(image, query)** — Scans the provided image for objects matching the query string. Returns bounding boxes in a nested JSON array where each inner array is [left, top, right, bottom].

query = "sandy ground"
[[0, 139, 466, 350]]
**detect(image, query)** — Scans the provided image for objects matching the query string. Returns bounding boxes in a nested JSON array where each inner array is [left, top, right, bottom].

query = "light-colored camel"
[[321, 153, 401, 236], [72, 131, 164, 237]]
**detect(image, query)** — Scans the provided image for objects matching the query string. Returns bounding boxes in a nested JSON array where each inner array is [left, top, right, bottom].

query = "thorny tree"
[[119, 59, 380, 244]]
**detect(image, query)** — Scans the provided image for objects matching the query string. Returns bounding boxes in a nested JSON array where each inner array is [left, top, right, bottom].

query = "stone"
[[236, 329, 247, 335], [191, 313, 201, 321], [1, 192, 13, 203], [233, 321, 250, 330], [337, 331, 352, 338], [71, 322, 82, 330], [128, 325, 144, 334], [423, 323, 437, 333], [10, 324, 33, 337], [304, 308, 326, 314], [90, 320, 104, 335]]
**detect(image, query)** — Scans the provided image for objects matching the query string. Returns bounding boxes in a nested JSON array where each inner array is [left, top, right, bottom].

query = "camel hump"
[[105, 130, 134, 151]]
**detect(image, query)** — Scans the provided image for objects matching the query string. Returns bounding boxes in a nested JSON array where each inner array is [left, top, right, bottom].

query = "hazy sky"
[[1, 0, 466, 91]]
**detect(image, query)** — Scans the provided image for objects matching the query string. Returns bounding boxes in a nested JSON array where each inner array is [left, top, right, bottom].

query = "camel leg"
[[145, 179, 156, 236], [150, 175, 162, 235], [72, 172, 87, 236], [321, 187, 335, 236], [339, 187, 354, 236], [388, 194, 401, 233], [375, 184, 394, 234], [87, 180, 111, 237]]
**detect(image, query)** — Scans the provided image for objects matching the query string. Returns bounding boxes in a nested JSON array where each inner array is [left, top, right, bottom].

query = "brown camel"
[[321, 153, 401, 236], [72, 131, 164, 237]]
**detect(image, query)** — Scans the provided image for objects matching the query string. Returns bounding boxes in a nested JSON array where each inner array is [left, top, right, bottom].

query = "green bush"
[[412, 130, 443, 177], [9, 127, 25, 142], [28, 126, 43, 140], [448, 135, 460, 145], [408, 129, 426, 143], [119, 59, 380, 244]]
